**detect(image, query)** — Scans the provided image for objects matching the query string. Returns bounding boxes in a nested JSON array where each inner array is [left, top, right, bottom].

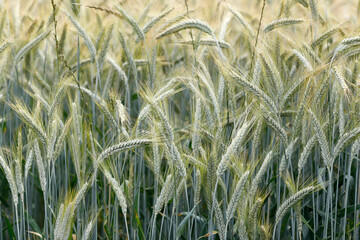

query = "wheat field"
[[0, 0, 360, 239]]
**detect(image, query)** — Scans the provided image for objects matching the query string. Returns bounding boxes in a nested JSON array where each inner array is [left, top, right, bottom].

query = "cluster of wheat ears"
[[0, 0, 359, 239]]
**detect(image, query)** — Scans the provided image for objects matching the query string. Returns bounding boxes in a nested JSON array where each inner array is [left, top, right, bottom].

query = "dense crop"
[[0, 0, 360, 239]]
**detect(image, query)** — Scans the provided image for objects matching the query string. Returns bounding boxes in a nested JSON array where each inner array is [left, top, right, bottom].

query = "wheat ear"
[[264, 18, 304, 33], [226, 170, 250, 223], [0, 154, 18, 205], [276, 187, 315, 225], [156, 19, 213, 39]]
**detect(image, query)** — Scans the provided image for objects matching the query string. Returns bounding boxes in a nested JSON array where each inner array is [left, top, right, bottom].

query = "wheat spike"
[[34, 139, 46, 193], [248, 198, 262, 240], [293, 49, 313, 71], [48, 83, 69, 122], [194, 170, 201, 205], [83, 216, 96, 240], [260, 54, 283, 98], [53, 117, 72, 161], [224, 68, 278, 112], [0, 154, 18, 206], [342, 37, 360, 45], [14, 157, 24, 202], [276, 187, 315, 225], [14, 29, 51, 63], [312, 28, 341, 48], [226, 170, 250, 223], [10, 101, 47, 146], [46, 119, 58, 165], [279, 138, 298, 174], [264, 19, 304, 33], [153, 142, 161, 181], [226, 4, 254, 36], [54, 204, 65, 240], [179, 39, 231, 48], [308, 109, 331, 168], [263, 112, 288, 143], [73, 182, 89, 209], [66, 11, 97, 61], [0, 40, 12, 54], [238, 219, 249, 240], [156, 19, 213, 39], [97, 139, 152, 164], [103, 170, 127, 215], [250, 151, 273, 199], [67, 84, 119, 133], [298, 135, 316, 172], [192, 97, 202, 153], [80, 4, 124, 19], [142, 8, 174, 35], [333, 127, 360, 160], [24, 148, 34, 181], [213, 198, 226, 240], [332, 67, 350, 94], [154, 174, 173, 215], [98, 24, 114, 69], [116, 5, 145, 40], [217, 121, 252, 177], [309, 0, 318, 22]]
